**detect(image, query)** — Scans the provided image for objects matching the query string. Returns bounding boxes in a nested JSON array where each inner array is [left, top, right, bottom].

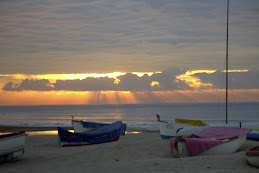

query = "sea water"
[[0, 102, 258, 130]]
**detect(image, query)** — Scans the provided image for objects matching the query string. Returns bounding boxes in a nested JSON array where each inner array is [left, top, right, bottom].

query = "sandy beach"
[[0, 131, 258, 173]]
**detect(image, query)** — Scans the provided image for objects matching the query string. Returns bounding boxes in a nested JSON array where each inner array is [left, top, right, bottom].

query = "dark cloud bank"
[[3, 69, 259, 92], [194, 70, 259, 90]]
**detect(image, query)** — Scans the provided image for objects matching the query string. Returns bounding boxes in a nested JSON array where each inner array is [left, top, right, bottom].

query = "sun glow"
[[151, 81, 160, 87], [0, 72, 161, 85], [176, 70, 216, 89], [222, 70, 248, 72], [132, 72, 160, 77], [1, 88, 259, 106], [0, 70, 256, 106]]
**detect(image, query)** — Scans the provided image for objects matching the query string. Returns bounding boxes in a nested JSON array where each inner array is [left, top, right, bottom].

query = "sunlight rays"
[[0, 69, 256, 106], [1, 89, 259, 106]]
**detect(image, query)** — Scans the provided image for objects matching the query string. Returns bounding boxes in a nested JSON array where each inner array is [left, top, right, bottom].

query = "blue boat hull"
[[247, 132, 259, 140], [58, 121, 124, 147], [80, 121, 126, 136]]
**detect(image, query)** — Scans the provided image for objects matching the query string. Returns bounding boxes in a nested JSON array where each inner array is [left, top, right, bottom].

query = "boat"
[[247, 130, 259, 140], [170, 126, 250, 157], [71, 116, 126, 136], [177, 119, 259, 140], [157, 114, 259, 140], [0, 131, 26, 162], [58, 121, 125, 147], [156, 114, 207, 139], [246, 146, 259, 168]]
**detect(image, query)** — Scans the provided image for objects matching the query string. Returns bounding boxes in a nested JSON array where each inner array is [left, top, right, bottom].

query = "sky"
[[0, 0, 258, 105]]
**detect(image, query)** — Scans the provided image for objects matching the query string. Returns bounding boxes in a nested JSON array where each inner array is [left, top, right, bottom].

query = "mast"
[[226, 0, 229, 124]]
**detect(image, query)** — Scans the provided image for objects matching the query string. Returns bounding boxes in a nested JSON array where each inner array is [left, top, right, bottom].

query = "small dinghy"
[[246, 146, 259, 168]]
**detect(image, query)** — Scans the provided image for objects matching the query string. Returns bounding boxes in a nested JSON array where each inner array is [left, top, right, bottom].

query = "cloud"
[[3, 79, 53, 91], [2, 68, 190, 91], [194, 70, 259, 90], [2, 68, 259, 92], [53, 77, 116, 91], [0, 0, 258, 74]]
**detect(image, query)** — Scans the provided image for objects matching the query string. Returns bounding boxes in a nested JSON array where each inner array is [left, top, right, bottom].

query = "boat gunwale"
[[0, 131, 25, 140]]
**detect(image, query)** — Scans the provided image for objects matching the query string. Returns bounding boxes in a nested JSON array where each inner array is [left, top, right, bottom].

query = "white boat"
[[171, 127, 250, 157], [246, 146, 259, 168], [157, 114, 259, 140], [156, 114, 207, 139], [0, 131, 25, 161]]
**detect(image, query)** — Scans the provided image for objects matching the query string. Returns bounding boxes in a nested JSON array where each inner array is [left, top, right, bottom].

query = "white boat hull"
[[157, 117, 259, 140], [0, 132, 25, 157], [173, 134, 247, 158], [157, 120, 194, 139], [72, 119, 93, 133]]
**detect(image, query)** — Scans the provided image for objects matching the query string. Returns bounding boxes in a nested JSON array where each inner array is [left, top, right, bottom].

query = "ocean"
[[0, 102, 258, 131]]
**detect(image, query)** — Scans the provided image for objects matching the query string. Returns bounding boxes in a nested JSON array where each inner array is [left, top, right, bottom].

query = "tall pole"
[[226, 0, 229, 124]]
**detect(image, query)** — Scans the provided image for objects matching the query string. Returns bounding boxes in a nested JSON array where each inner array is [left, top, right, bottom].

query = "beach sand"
[[0, 132, 258, 173]]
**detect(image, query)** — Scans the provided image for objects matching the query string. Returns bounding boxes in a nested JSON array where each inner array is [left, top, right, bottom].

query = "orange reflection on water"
[[25, 130, 142, 135], [125, 131, 143, 134], [27, 129, 74, 135], [27, 130, 58, 135]]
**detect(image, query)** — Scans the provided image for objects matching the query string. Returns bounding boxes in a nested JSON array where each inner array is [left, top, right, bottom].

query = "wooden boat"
[[0, 131, 25, 161], [72, 117, 126, 136], [246, 146, 259, 168], [58, 121, 124, 147], [170, 127, 250, 157]]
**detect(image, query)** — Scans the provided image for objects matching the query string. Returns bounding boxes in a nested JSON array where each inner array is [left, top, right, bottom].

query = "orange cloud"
[[176, 70, 216, 89], [0, 69, 258, 105]]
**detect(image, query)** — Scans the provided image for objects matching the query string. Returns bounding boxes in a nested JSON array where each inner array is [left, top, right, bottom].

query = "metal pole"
[[226, 0, 229, 124]]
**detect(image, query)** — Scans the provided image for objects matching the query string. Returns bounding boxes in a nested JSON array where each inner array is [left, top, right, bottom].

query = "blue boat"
[[247, 130, 259, 140], [58, 121, 126, 147], [72, 118, 126, 136]]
